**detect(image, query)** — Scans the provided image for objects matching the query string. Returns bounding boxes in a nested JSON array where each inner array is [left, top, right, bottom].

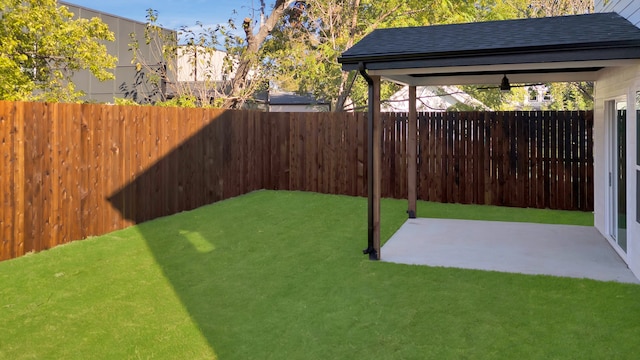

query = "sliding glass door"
[[609, 100, 627, 252]]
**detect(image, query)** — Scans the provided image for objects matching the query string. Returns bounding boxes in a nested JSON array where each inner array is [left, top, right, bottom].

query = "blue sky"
[[65, 0, 272, 30]]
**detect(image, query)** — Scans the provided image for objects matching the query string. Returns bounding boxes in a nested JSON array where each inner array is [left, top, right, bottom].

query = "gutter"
[[359, 62, 377, 260], [337, 41, 640, 71]]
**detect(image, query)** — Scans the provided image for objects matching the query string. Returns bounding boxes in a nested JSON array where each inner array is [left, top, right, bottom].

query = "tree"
[[127, 9, 180, 104], [546, 82, 593, 110], [0, 0, 116, 102], [526, 0, 593, 17], [222, 0, 298, 109], [127, 0, 594, 109], [417, 0, 596, 111], [263, 0, 599, 111], [525, 0, 594, 110], [263, 0, 537, 111], [127, 3, 294, 109]]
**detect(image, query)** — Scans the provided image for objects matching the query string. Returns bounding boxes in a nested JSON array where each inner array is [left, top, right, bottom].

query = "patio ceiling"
[[338, 12, 640, 86]]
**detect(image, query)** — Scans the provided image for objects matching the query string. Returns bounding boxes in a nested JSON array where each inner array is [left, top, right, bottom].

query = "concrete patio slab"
[[381, 218, 639, 284]]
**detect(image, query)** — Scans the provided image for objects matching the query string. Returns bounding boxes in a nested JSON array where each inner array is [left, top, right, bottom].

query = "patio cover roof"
[[337, 12, 640, 260], [338, 12, 640, 86]]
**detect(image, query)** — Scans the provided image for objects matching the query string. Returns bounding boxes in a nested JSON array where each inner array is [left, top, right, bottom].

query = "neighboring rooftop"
[[268, 92, 329, 106], [340, 13, 640, 64], [382, 85, 490, 112], [59, 1, 152, 27]]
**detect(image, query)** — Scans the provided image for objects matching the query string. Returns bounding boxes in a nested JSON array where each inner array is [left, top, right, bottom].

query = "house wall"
[[594, 63, 640, 279], [269, 104, 331, 112], [523, 85, 552, 110], [61, 2, 176, 103], [382, 85, 489, 112], [177, 47, 228, 82], [595, 0, 640, 26]]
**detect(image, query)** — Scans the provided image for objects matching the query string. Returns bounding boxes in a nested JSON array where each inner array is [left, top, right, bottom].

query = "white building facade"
[[382, 85, 489, 112], [594, 0, 640, 278]]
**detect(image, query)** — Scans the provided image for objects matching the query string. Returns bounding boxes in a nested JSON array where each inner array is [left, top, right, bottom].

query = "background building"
[[61, 1, 176, 103]]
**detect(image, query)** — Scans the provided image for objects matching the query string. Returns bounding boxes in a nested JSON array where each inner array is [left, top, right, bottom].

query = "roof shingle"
[[339, 13, 640, 65]]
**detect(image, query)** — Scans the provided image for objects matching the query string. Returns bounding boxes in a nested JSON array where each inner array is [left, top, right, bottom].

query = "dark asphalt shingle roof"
[[339, 13, 640, 68]]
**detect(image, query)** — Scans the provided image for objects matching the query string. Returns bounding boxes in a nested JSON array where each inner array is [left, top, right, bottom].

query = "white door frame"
[[605, 96, 628, 260]]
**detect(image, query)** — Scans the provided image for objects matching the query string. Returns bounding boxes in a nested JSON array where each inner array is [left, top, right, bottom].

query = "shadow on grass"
[[103, 110, 408, 357], [111, 189, 410, 358]]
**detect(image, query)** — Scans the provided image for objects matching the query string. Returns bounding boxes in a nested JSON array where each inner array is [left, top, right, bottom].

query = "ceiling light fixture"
[[500, 75, 511, 92]]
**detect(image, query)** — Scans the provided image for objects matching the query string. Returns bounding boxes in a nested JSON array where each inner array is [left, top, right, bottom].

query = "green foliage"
[[262, 0, 545, 111], [127, 9, 260, 108], [459, 86, 513, 111], [526, 0, 593, 17], [127, 9, 178, 104], [155, 95, 199, 108], [547, 82, 593, 110], [0, 0, 116, 102], [114, 97, 144, 106], [262, 0, 596, 111], [446, 101, 486, 112], [124, 1, 595, 110]]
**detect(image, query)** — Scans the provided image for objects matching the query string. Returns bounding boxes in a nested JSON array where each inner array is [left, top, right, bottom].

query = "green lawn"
[[1, 190, 637, 359]]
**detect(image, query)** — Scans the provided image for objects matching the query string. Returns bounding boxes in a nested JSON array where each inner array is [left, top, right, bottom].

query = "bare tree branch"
[[223, 0, 296, 109]]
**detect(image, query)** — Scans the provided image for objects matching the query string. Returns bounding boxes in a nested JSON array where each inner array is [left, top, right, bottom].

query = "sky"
[[64, 0, 273, 31]]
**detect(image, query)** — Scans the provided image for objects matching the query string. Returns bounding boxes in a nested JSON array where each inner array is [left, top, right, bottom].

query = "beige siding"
[[177, 47, 228, 82], [596, 0, 640, 27], [61, 2, 176, 103]]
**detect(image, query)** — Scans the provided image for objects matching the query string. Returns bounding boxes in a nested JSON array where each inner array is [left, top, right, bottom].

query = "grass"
[[1, 190, 637, 359]]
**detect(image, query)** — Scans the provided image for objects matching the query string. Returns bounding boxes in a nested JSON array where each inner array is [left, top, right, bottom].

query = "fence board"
[[331, 112, 339, 194], [23, 103, 40, 253], [571, 112, 580, 210], [289, 112, 299, 191], [0, 102, 17, 260], [586, 113, 594, 211], [531, 111, 541, 208], [506, 112, 516, 206], [488, 114, 498, 205], [455, 113, 462, 202], [557, 111, 567, 209], [307, 113, 318, 193], [321, 112, 330, 194], [0, 103, 9, 258], [90, 104, 103, 230], [356, 113, 366, 197], [435, 113, 445, 202], [517, 112, 528, 207], [496, 113, 506, 206], [576, 112, 585, 210], [463, 112, 472, 204], [145, 107, 157, 218], [429, 113, 439, 201]]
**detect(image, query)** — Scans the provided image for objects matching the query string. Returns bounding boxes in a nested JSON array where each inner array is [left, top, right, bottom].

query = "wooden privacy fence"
[[383, 111, 594, 210], [0, 102, 368, 260], [0, 101, 593, 260]]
